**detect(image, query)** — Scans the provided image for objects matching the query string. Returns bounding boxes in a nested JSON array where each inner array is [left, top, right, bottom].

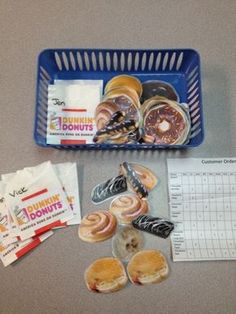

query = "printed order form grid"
[[167, 158, 236, 261]]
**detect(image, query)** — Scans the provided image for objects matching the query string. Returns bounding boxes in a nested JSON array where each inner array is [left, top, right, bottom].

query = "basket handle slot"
[[76, 51, 84, 71], [69, 52, 76, 70], [155, 52, 162, 71], [176, 52, 184, 71], [162, 52, 169, 70], [91, 51, 97, 71]]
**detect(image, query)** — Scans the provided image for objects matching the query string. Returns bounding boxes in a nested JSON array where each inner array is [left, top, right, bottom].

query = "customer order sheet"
[[167, 158, 236, 261]]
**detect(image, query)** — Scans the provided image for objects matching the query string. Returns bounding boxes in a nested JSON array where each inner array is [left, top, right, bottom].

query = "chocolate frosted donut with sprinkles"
[[142, 96, 191, 145]]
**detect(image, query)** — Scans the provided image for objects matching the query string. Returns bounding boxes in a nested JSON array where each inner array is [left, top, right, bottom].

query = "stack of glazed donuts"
[[93, 75, 191, 145]]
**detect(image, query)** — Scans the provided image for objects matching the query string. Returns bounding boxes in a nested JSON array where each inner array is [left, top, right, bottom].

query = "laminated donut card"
[[0, 231, 53, 267], [46, 80, 103, 145], [4, 162, 73, 240], [53, 162, 81, 225], [0, 182, 17, 245]]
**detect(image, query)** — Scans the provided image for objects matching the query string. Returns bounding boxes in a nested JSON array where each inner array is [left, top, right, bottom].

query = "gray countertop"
[[0, 1, 236, 313]]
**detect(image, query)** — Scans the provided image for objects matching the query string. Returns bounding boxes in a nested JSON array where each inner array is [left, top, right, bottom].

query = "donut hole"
[[157, 119, 171, 132]]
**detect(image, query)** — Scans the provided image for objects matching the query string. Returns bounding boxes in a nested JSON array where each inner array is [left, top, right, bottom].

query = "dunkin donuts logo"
[[14, 206, 30, 225], [49, 110, 94, 132], [0, 213, 8, 231], [13, 189, 64, 225]]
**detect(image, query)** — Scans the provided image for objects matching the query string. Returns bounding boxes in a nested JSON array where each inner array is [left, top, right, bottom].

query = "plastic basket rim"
[[38, 47, 201, 61], [35, 47, 204, 149]]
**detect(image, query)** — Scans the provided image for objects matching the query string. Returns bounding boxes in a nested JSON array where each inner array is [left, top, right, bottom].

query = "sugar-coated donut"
[[84, 257, 128, 293], [127, 250, 169, 285]]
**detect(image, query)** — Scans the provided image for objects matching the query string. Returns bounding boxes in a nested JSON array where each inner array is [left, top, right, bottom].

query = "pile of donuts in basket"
[[78, 162, 174, 293], [93, 75, 191, 145]]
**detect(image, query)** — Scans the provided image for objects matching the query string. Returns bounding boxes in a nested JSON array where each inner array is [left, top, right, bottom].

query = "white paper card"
[[46, 80, 103, 145], [168, 158, 236, 261]]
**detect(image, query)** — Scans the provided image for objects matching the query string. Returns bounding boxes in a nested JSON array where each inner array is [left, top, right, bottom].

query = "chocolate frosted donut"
[[109, 194, 149, 224], [141, 81, 179, 102], [142, 96, 191, 145]]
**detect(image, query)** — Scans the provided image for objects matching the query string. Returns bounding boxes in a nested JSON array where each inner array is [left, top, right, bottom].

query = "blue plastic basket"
[[35, 48, 204, 149]]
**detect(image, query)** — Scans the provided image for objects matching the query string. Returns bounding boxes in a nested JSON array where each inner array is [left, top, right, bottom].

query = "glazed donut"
[[78, 210, 117, 243], [142, 96, 191, 145], [105, 75, 143, 98], [95, 101, 119, 130], [85, 257, 127, 293], [109, 194, 149, 224], [127, 250, 169, 285], [130, 163, 158, 191]]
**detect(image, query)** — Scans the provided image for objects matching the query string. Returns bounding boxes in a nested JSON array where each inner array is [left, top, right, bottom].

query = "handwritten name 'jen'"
[[52, 98, 65, 106]]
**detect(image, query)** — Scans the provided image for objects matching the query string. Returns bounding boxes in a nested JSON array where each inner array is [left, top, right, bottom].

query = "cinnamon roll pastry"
[[142, 96, 191, 145], [95, 101, 119, 130], [105, 75, 143, 98], [78, 210, 117, 243], [85, 257, 127, 293], [129, 163, 158, 191], [109, 194, 149, 224], [127, 250, 169, 285]]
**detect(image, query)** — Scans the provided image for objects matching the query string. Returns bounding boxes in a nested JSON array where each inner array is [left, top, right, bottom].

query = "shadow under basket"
[[34, 48, 204, 150]]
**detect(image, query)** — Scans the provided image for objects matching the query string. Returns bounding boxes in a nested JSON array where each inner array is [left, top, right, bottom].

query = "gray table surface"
[[0, 1, 236, 313]]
